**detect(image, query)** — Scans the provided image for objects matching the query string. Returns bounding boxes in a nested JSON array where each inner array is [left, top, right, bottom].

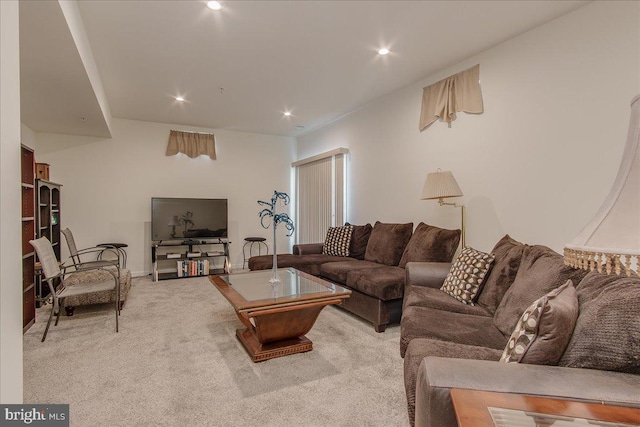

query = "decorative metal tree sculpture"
[[258, 191, 295, 284]]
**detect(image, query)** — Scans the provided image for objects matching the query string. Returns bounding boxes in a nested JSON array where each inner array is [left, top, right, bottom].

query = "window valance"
[[166, 130, 216, 160], [419, 64, 483, 131]]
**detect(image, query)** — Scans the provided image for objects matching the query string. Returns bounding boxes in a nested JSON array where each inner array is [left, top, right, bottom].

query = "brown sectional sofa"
[[401, 235, 640, 426], [249, 221, 461, 332]]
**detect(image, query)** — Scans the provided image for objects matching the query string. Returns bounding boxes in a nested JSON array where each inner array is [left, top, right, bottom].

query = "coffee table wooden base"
[[236, 328, 313, 362], [209, 269, 351, 363], [235, 302, 332, 362]]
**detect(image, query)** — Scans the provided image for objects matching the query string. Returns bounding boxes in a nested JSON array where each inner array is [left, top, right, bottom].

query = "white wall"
[[21, 123, 37, 150], [36, 118, 296, 276], [0, 0, 24, 404], [58, 0, 113, 136], [297, 1, 640, 254]]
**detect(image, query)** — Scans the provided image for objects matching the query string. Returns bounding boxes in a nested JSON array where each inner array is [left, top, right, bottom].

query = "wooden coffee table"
[[451, 388, 640, 427], [210, 268, 351, 362]]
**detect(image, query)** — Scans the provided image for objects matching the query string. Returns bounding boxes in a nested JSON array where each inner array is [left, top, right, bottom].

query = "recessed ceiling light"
[[207, 1, 223, 10], [175, 96, 185, 102], [377, 48, 390, 55], [284, 111, 292, 117]]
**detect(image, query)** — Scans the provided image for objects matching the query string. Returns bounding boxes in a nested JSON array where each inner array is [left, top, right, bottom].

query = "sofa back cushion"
[[559, 272, 640, 374], [364, 222, 413, 266], [345, 222, 372, 260], [493, 245, 587, 336], [476, 235, 526, 313], [398, 223, 460, 268]]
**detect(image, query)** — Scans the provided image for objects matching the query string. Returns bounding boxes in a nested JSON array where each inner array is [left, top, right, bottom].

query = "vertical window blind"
[[293, 148, 349, 244]]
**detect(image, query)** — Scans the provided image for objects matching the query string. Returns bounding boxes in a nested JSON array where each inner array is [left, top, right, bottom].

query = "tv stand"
[[181, 239, 200, 245], [151, 239, 230, 281]]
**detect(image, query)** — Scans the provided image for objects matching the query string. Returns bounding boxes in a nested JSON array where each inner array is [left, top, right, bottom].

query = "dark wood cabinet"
[[21, 144, 36, 332], [35, 179, 62, 304]]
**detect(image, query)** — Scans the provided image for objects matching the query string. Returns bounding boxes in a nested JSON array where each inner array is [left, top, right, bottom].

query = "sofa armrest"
[[405, 262, 451, 289], [415, 357, 640, 427], [293, 243, 323, 255]]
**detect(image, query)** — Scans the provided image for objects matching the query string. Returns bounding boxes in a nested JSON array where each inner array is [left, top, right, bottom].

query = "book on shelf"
[[176, 259, 210, 277], [166, 253, 182, 259], [187, 252, 201, 258]]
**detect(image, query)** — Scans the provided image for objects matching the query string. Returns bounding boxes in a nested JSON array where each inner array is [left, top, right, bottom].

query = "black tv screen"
[[151, 198, 228, 242]]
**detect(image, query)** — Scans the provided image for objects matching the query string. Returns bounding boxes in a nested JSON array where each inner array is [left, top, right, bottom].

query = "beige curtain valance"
[[166, 130, 216, 160], [419, 64, 483, 131]]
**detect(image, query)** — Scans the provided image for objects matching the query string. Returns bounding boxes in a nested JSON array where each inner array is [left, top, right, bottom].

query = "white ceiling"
[[20, 0, 589, 138], [20, 1, 111, 137]]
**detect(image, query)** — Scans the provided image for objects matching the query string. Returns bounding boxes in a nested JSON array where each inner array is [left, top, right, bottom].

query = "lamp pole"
[[439, 199, 466, 248]]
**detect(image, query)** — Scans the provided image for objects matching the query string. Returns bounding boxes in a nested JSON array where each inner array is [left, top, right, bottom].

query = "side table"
[[242, 237, 268, 269]]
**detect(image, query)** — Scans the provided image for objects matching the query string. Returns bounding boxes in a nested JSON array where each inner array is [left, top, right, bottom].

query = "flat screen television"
[[151, 197, 228, 242]]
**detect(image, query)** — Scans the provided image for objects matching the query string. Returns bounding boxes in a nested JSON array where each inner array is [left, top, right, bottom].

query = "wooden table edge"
[[450, 388, 640, 427], [209, 269, 351, 312]]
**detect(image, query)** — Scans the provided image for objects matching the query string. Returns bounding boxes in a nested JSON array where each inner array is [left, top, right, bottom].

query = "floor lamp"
[[422, 169, 466, 248]]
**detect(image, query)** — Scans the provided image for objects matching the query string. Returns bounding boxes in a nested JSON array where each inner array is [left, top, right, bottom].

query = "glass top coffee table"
[[210, 268, 351, 362]]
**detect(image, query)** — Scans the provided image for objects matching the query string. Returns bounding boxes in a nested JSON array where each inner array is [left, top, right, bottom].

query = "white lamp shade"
[[565, 94, 640, 276], [421, 170, 463, 200]]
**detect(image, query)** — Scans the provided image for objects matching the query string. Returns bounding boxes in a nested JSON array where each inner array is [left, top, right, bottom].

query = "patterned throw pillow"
[[441, 247, 495, 305], [501, 280, 578, 364], [322, 226, 354, 257]]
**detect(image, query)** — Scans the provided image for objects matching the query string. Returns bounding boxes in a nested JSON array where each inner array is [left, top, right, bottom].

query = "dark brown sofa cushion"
[[345, 222, 372, 260], [248, 253, 351, 276], [364, 222, 413, 266], [345, 266, 405, 301], [399, 223, 460, 268], [400, 305, 508, 358], [404, 338, 502, 426], [476, 234, 526, 313], [293, 243, 323, 255], [403, 285, 492, 317], [559, 272, 640, 374], [320, 260, 381, 284], [493, 245, 587, 337]]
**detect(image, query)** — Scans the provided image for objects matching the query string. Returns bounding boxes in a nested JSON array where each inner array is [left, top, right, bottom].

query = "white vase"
[[269, 222, 280, 284]]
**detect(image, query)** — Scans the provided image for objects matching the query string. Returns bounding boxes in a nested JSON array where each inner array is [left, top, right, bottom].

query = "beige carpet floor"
[[23, 275, 409, 426]]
